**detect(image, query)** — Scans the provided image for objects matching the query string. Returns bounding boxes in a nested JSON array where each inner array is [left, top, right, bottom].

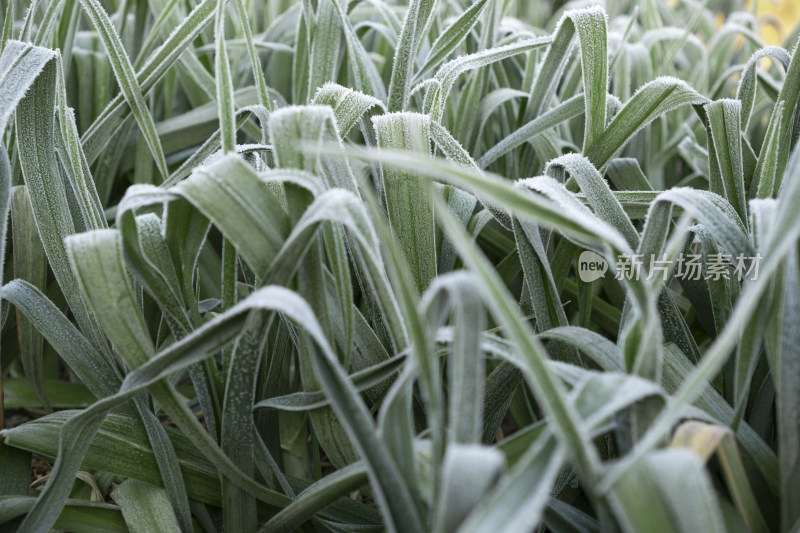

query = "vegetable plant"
[[0, 0, 798, 531]]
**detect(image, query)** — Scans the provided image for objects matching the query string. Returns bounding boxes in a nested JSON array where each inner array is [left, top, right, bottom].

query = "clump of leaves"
[[0, 0, 797, 531]]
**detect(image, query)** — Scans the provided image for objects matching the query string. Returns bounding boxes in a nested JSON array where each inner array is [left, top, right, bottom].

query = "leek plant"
[[0, 0, 797, 531]]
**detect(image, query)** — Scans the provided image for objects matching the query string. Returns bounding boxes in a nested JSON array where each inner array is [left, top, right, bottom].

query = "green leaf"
[[423, 36, 551, 122], [328, 0, 387, 102], [174, 155, 290, 275], [0, 280, 121, 399], [421, 272, 486, 444], [460, 435, 563, 533], [478, 94, 584, 168], [705, 99, 747, 223], [269, 105, 359, 192], [545, 154, 639, 247], [670, 421, 769, 533], [221, 312, 269, 532], [605, 147, 800, 493], [523, 7, 608, 130], [312, 82, 385, 137], [433, 194, 604, 494], [754, 101, 784, 199], [10, 186, 49, 410], [232, 0, 270, 108], [387, 0, 439, 111], [112, 479, 181, 533], [416, 0, 491, 82], [0, 497, 127, 532], [434, 444, 506, 532], [736, 46, 790, 131], [585, 76, 708, 170], [78, 0, 169, 178], [308, 0, 341, 99], [0, 143, 10, 427], [12, 45, 108, 354], [214, 0, 236, 153], [0, 441, 29, 497], [609, 449, 726, 533], [2, 378, 94, 409], [260, 462, 369, 533], [374, 112, 437, 292], [0, 41, 57, 133], [81, 0, 217, 163]]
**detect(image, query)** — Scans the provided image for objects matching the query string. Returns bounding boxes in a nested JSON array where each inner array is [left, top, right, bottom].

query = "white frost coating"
[[373, 112, 437, 291], [428, 120, 501, 231], [261, 168, 326, 198], [81, 0, 218, 162], [419, 271, 485, 444], [0, 41, 57, 133], [292, 188, 382, 256], [516, 175, 632, 255], [586, 75, 708, 168], [114, 284, 334, 393], [387, 0, 438, 112], [269, 104, 338, 122], [328, 0, 388, 103], [312, 82, 386, 136], [435, 444, 506, 531], [268, 104, 340, 171], [410, 77, 440, 100], [416, 0, 491, 80], [478, 94, 585, 168], [546, 153, 638, 247], [269, 104, 360, 191], [175, 154, 289, 274], [749, 198, 778, 251], [427, 36, 552, 121], [705, 98, 748, 221], [117, 184, 181, 220], [266, 187, 406, 346], [735, 45, 790, 128], [79, 0, 170, 177], [478, 88, 528, 128], [649, 187, 754, 259]]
